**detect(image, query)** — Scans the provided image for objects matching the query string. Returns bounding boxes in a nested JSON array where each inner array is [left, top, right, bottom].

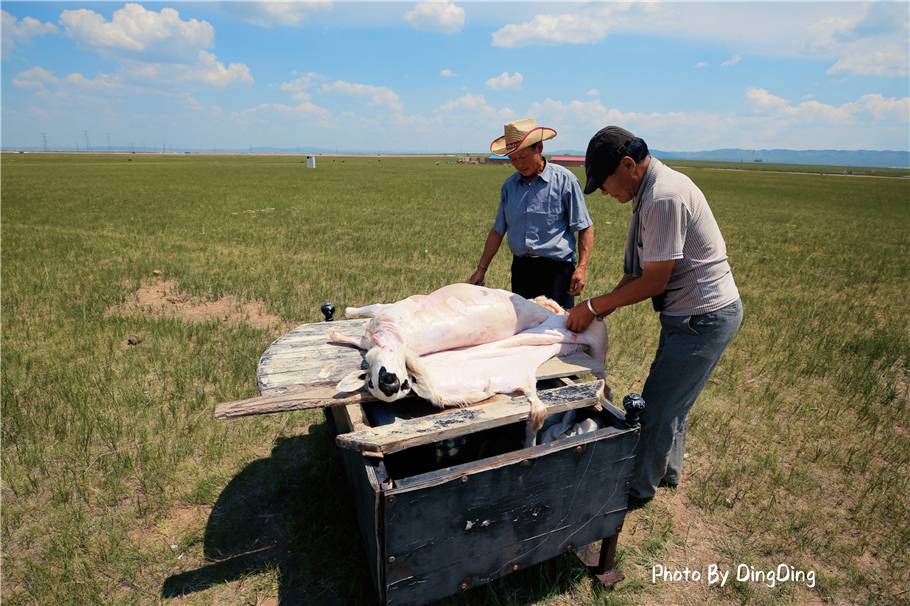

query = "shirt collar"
[[521, 158, 551, 184], [632, 157, 658, 212]]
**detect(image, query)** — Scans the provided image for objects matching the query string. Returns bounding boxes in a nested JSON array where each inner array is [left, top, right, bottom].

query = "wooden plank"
[[214, 382, 376, 420], [391, 424, 631, 492], [335, 381, 604, 454], [330, 405, 385, 596], [258, 319, 366, 354], [382, 428, 637, 606]]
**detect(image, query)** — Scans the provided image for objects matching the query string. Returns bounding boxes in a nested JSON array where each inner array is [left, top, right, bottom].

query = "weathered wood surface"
[[382, 426, 637, 606], [335, 381, 605, 455], [214, 383, 371, 419], [329, 402, 385, 594], [216, 319, 605, 419]]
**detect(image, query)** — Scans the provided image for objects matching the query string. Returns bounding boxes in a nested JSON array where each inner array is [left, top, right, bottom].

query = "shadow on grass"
[[161, 418, 607, 605], [161, 420, 376, 604]]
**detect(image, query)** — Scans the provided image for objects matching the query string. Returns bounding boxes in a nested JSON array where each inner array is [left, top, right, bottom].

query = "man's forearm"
[[477, 230, 504, 270], [589, 261, 675, 315], [614, 274, 637, 291], [576, 226, 593, 269], [594, 278, 661, 313]]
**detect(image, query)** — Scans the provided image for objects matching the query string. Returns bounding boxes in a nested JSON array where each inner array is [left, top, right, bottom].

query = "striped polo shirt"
[[624, 158, 739, 316]]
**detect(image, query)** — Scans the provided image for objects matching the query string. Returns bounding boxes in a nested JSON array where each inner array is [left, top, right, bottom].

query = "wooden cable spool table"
[[215, 315, 643, 605]]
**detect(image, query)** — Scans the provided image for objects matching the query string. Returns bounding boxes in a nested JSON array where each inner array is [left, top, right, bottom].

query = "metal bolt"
[[624, 481, 630, 492], [520, 459, 531, 467], [386, 495, 396, 506], [575, 445, 584, 454], [509, 563, 520, 573], [388, 555, 396, 563], [461, 476, 469, 483], [459, 579, 471, 591], [565, 544, 575, 553]]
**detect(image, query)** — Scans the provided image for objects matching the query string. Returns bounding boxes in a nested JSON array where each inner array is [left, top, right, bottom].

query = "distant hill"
[[554, 148, 909, 169]]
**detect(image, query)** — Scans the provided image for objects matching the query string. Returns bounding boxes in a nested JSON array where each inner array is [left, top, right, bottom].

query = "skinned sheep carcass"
[[328, 283, 607, 445]]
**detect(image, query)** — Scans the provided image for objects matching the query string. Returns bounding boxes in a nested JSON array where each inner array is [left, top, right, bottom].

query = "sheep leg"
[[344, 303, 391, 318]]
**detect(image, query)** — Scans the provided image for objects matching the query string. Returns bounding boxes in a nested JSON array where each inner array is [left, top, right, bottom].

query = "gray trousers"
[[630, 299, 743, 499]]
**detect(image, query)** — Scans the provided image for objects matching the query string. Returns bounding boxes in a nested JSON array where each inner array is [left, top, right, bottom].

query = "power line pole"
[[83, 130, 91, 151], [40, 132, 48, 152], [106, 133, 111, 151]]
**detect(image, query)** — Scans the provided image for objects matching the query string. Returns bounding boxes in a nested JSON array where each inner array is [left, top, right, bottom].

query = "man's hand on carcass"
[[566, 301, 595, 333], [566, 296, 614, 332], [568, 265, 587, 296], [468, 267, 486, 287]]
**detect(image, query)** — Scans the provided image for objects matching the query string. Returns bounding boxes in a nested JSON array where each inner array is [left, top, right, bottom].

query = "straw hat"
[[489, 118, 557, 156]]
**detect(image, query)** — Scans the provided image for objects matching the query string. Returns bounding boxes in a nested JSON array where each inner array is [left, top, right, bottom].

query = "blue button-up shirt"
[[492, 160, 592, 263]]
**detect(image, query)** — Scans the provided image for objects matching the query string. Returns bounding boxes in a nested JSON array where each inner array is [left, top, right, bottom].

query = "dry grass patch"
[[106, 278, 290, 332]]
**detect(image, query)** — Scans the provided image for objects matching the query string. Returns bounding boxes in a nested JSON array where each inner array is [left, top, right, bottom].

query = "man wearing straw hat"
[[468, 118, 593, 309]]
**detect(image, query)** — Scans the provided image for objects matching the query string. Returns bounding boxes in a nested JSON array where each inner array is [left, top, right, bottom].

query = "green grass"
[[2, 153, 908, 605], [662, 159, 910, 178]]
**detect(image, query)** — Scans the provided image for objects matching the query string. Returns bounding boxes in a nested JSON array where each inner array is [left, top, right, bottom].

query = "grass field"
[[2, 153, 908, 605]]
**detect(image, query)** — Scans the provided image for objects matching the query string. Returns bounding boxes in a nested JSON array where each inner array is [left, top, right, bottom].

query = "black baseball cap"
[[583, 126, 636, 194]]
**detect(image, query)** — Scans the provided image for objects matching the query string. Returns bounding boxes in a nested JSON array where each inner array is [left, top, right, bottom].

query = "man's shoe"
[[627, 494, 652, 511], [658, 479, 678, 489]]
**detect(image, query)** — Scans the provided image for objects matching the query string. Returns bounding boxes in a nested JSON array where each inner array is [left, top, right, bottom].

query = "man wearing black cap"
[[566, 126, 743, 509]]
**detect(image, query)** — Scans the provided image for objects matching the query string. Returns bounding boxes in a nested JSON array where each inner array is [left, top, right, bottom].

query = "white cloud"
[[228, 2, 332, 27], [491, 3, 908, 79], [13, 66, 59, 89], [59, 4, 213, 60], [437, 93, 515, 124], [177, 50, 254, 87], [827, 47, 910, 78], [404, 1, 465, 34], [746, 86, 908, 124], [53, 4, 252, 89], [485, 71, 523, 90], [13, 66, 128, 94], [234, 101, 331, 123], [440, 68, 454, 77], [694, 61, 708, 69], [492, 12, 605, 48], [439, 93, 488, 111], [280, 73, 320, 101], [321, 80, 402, 111], [721, 54, 741, 67], [2, 10, 57, 55], [587, 89, 599, 96]]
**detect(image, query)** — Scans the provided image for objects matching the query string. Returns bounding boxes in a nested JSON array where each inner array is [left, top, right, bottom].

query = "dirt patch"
[[107, 279, 288, 331], [128, 504, 207, 548], [635, 488, 727, 606]]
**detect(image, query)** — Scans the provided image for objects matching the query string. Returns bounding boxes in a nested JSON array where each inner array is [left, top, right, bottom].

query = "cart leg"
[[575, 531, 624, 588]]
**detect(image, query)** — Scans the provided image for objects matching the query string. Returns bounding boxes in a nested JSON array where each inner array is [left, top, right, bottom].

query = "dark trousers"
[[510, 255, 575, 310]]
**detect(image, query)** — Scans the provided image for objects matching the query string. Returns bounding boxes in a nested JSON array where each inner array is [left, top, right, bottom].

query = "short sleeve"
[[564, 174, 593, 232], [640, 196, 688, 262]]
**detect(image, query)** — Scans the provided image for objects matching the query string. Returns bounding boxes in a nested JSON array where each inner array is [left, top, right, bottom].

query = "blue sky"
[[2, 1, 908, 152]]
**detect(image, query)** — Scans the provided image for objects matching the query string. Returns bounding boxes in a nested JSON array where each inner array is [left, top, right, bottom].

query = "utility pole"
[[83, 130, 91, 151], [106, 133, 111, 151], [40, 132, 48, 152]]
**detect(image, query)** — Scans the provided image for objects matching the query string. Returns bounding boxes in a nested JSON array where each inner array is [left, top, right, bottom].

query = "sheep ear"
[[336, 370, 366, 393]]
